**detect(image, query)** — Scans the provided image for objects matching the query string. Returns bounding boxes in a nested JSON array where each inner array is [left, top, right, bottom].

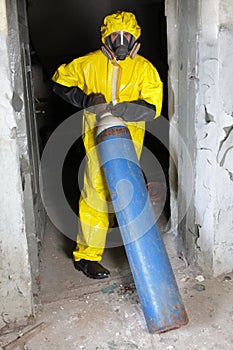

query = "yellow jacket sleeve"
[[140, 60, 163, 117], [52, 58, 86, 91]]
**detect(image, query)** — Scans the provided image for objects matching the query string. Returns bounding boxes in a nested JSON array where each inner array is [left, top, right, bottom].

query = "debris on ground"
[[102, 283, 117, 294], [195, 275, 205, 282], [2, 322, 46, 350], [193, 283, 206, 291]]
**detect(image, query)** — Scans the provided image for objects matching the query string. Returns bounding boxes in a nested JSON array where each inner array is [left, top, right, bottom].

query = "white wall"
[[166, 0, 233, 276], [0, 0, 33, 329], [196, 0, 233, 276], [166, 0, 198, 263]]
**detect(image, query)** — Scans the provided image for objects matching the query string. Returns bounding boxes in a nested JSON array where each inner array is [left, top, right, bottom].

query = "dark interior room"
[[27, 0, 169, 236]]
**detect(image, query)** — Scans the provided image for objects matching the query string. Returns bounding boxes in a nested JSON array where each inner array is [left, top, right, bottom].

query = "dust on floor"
[[1, 220, 233, 350]]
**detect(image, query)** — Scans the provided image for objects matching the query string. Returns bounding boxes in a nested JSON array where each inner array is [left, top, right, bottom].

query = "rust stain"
[[147, 309, 189, 334], [97, 127, 131, 143]]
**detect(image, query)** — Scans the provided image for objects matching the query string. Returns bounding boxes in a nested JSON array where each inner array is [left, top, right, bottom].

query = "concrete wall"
[[166, 0, 198, 262], [166, 0, 233, 276], [165, 0, 179, 232], [196, 0, 233, 276], [0, 0, 33, 329], [9, 0, 46, 295]]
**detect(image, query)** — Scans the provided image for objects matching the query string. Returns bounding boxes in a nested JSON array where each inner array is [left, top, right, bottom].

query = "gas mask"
[[105, 31, 137, 60]]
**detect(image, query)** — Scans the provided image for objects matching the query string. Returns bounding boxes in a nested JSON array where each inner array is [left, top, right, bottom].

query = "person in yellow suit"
[[52, 10, 163, 279]]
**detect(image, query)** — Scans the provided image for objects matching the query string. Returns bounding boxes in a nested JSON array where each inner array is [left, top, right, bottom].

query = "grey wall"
[[0, 0, 33, 329], [166, 0, 233, 276], [195, 0, 233, 276], [166, 0, 198, 262]]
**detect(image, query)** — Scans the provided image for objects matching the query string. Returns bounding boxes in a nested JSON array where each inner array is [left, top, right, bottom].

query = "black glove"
[[109, 100, 156, 122], [52, 82, 107, 117], [52, 82, 88, 109], [86, 93, 106, 106], [86, 93, 108, 117]]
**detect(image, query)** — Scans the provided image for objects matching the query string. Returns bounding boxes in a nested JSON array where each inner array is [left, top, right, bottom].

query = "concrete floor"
[[1, 217, 233, 350]]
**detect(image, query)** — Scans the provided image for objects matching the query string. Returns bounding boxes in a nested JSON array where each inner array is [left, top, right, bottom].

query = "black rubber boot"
[[74, 259, 110, 279]]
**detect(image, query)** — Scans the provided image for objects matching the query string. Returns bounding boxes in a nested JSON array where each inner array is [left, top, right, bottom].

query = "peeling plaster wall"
[[196, 0, 233, 276], [0, 0, 33, 328], [165, 0, 179, 232], [7, 0, 46, 296], [166, 0, 233, 276], [166, 0, 198, 262]]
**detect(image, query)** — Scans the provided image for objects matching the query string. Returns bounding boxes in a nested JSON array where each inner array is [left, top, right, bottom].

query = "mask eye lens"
[[110, 32, 132, 44], [110, 33, 118, 43], [123, 32, 131, 42]]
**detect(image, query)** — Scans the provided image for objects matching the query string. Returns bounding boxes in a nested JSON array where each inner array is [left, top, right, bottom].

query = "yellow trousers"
[[73, 119, 145, 262]]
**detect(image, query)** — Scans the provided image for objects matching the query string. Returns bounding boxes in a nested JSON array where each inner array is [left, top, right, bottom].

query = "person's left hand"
[[108, 100, 156, 122], [109, 102, 128, 118]]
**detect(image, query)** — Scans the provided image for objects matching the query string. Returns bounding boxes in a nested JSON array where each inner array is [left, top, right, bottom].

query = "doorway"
[[27, 0, 169, 299]]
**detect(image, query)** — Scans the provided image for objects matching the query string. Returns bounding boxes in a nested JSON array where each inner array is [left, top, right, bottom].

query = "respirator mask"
[[105, 31, 136, 60]]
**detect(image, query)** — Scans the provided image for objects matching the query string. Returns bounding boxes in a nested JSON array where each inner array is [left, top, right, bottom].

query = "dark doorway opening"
[[27, 0, 169, 247]]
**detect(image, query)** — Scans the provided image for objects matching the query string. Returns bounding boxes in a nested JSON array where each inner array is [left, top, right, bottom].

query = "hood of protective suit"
[[101, 11, 141, 44]]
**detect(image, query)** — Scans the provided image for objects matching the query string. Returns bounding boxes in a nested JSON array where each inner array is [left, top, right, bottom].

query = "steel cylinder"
[[96, 114, 188, 333]]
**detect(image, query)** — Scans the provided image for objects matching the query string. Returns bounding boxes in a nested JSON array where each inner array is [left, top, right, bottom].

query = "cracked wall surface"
[[7, 0, 46, 298], [195, 1, 233, 276], [166, 0, 199, 263], [167, 0, 233, 276], [0, 0, 33, 329]]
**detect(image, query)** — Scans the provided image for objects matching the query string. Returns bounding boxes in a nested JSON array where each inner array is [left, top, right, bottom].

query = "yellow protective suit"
[[52, 11, 163, 262]]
